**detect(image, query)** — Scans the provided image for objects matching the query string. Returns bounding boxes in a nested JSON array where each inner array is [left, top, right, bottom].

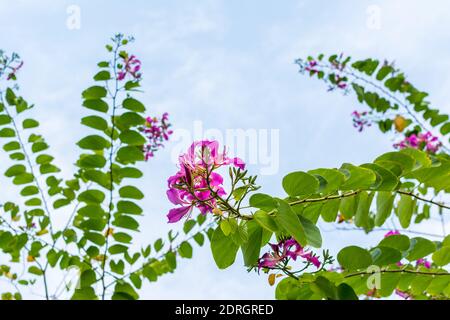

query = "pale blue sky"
[[1, 0, 449, 299]]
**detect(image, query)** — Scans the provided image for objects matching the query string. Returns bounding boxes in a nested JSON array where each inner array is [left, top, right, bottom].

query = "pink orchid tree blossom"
[[166, 140, 245, 223], [394, 131, 442, 153], [141, 112, 173, 160], [258, 238, 321, 270], [117, 54, 142, 81]]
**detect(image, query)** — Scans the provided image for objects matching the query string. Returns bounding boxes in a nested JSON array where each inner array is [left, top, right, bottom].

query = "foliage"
[[0, 35, 209, 300]]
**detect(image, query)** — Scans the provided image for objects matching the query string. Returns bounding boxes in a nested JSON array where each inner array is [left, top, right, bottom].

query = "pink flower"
[[416, 258, 431, 269], [118, 54, 141, 81], [142, 113, 173, 160], [384, 230, 400, 238], [394, 131, 442, 153], [351, 110, 371, 132], [166, 140, 245, 223], [258, 238, 321, 270]]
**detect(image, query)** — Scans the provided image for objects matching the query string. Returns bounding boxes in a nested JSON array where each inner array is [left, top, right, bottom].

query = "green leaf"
[[241, 221, 263, 266], [123, 98, 145, 112], [36, 154, 54, 165], [319, 198, 340, 222], [22, 119, 39, 129], [4, 164, 26, 177], [80, 270, 96, 288], [119, 167, 143, 179], [83, 99, 109, 113], [0, 115, 11, 126], [298, 215, 322, 248], [178, 241, 193, 258], [78, 154, 107, 168], [375, 152, 415, 174], [13, 173, 34, 185], [119, 130, 146, 146], [113, 215, 139, 231], [210, 227, 239, 269], [308, 168, 345, 194], [432, 246, 450, 266], [5, 88, 16, 105], [275, 200, 307, 246], [78, 190, 105, 204], [82, 86, 107, 100], [117, 146, 144, 162], [117, 201, 142, 215], [282, 171, 319, 196], [93, 70, 111, 81], [378, 234, 410, 251], [20, 185, 39, 196], [113, 232, 132, 244], [0, 128, 16, 138], [31, 142, 49, 153], [397, 194, 416, 228], [337, 246, 372, 270], [249, 193, 278, 212], [183, 220, 196, 234], [119, 186, 144, 200], [375, 191, 395, 226], [109, 244, 128, 255], [337, 283, 359, 300], [81, 116, 108, 131], [3, 141, 20, 152], [370, 246, 402, 266], [354, 191, 374, 229], [77, 135, 110, 150], [360, 163, 398, 191], [193, 232, 205, 246], [253, 210, 279, 232], [340, 164, 376, 190], [71, 287, 97, 300], [119, 112, 145, 127], [339, 194, 358, 219], [112, 282, 138, 300], [406, 237, 436, 261]]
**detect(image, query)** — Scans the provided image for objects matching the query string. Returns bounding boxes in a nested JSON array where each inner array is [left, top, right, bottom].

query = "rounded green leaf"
[[119, 186, 144, 200], [83, 99, 109, 113], [123, 98, 145, 113], [119, 130, 146, 146], [378, 234, 410, 251], [22, 119, 39, 129], [282, 171, 319, 196], [82, 86, 107, 100], [77, 135, 110, 150], [249, 193, 277, 211], [81, 116, 108, 131], [210, 227, 239, 269], [337, 246, 372, 270], [406, 237, 436, 261]]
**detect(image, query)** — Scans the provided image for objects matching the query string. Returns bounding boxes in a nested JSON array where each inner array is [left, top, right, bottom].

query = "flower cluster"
[[351, 110, 372, 132], [394, 131, 442, 153], [258, 238, 321, 270], [141, 113, 173, 160], [166, 140, 245, 223], [118, 54, 141, 81]]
